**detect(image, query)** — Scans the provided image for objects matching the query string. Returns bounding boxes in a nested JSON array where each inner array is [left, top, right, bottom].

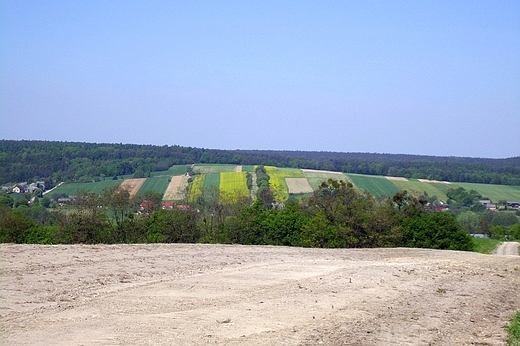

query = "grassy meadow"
[[453, 183, 520, 203], [390, 179, 450, 201], [48, 179, 122, 196]]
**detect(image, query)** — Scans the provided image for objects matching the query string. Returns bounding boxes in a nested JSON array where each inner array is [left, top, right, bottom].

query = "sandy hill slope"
[[1, 244, 519, 345]]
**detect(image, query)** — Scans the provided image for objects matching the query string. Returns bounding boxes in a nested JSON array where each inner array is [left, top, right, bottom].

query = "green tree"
[[41, 196, 51, 208], [399, 211, 474, 251], [59, 190, 112, 243], [0, 195, 14, 208], [302, 179, 385, 248], [491, 212, 519, 227], [457, 210, 479, 234], [0, 208, 35, 243], [102, 186, 134, 242]]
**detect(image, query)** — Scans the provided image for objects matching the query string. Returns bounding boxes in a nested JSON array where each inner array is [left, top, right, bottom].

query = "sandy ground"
[[417, 179, 451, 184], [1, 244, 519, 346], [495, 242, 520, 256], [302, 169, 344, 175], [385, 176, 409, 182]]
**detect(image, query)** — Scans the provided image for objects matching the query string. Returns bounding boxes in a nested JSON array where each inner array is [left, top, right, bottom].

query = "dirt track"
[[1, 244, 519, 346], [495, 242, 520, 256]]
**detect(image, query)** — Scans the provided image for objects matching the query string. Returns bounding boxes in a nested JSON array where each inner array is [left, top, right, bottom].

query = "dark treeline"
[[0, 179, 478, 251], [239, 150, 520, 185], [1, 140, 519, 186]]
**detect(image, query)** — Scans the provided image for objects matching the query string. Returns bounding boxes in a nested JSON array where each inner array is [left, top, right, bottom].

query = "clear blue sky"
[[1, 1, 519, 158]]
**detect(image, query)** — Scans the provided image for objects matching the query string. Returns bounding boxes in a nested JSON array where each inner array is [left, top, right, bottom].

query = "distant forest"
[[1, 140, 519, 186]]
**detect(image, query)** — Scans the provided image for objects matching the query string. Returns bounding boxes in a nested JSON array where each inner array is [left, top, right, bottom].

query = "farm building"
[[162, 202, 174, 209], [506, 201, 520, 209]]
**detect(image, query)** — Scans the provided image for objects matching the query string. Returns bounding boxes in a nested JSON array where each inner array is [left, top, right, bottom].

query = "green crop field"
[[203, 173, 220, 189], [346, 174, 401, 196], [450, 182, 520, 203], [194, 164, 238, 174], [150, 165, 187, 177], [240, 165, 256, 173], [219, 172, 249, 204], [303, 170, 349, 189], [390, 179, 450, 202], [136, 176, 170, 197], [48, 179, 122, 196]]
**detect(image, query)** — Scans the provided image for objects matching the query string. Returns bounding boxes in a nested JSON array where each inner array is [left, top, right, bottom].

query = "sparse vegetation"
[[472, 238, 502, 254], [506, 311, 520, 346]]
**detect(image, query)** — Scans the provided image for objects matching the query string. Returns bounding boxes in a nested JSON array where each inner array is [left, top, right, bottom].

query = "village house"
[[479, 200, 497, 210], [162, 202, 174, 209], [12, 184, 26, 194], [506, 201, 520, 209]]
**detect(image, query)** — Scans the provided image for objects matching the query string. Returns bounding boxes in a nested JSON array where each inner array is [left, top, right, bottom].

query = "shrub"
[[146, 209, 200, 243], [399, 211, 474, 251], [0, 208, 35, 243]]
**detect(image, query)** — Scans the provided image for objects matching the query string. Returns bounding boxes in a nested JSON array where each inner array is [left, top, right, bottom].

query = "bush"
[[399, 211, 474, 251], [23, 225, 58, 244], [0, 208, 35, 243], [146, 209, 200, 243]]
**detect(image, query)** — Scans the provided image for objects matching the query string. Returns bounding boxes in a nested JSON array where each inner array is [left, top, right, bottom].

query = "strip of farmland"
[[194, 164, 238, 174], [286, 178, 314, 194], [163, 175, 189, 201], [219, 172, 249, 204], [346, 174, 400, 196], [303, 169, 348, 190], [452, 182, 520, 203], [150, 165, 187, 177], [136, 176, 170, 197], [118, 178, 146, 198], [390, 179, 449, 202], [266, 167, 304, 202], [46, 179, 122, 196], [188, 175, 205, 204]]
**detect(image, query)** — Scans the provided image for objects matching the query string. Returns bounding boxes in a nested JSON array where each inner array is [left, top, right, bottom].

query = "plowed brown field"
[[118, 178, 146, 198]]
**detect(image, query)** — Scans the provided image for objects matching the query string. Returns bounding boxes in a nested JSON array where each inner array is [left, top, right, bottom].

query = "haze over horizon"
[[1, 1, 519, 159]]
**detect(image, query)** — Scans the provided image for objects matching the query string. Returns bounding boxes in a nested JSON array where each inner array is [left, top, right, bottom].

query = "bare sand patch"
[[163, 175, 189, 201], [385, 176, 408, 181], [302, 169, 343, 175], [235, 166, 242, 172], [118, 178, 146, 198], [286, 177, 314, 194], [418, 179, 451, 184], [1, 244, 518, 346]]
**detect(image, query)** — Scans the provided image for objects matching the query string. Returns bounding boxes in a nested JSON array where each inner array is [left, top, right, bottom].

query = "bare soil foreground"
[[1, 244, 519, 346]]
